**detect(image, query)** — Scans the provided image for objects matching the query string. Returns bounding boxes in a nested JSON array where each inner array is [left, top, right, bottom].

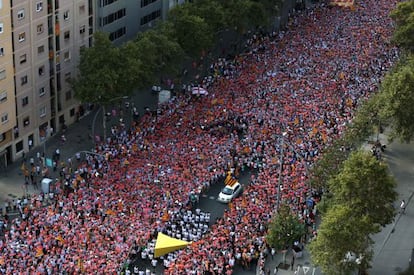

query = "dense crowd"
[[0, 0, 399, 274]]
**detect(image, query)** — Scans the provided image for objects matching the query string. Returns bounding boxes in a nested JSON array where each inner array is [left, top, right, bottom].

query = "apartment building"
[[0, 0, 17, 167], [0, 0, 183, 165], [0, 0, 93, 164], [95, 0, 164, 45]]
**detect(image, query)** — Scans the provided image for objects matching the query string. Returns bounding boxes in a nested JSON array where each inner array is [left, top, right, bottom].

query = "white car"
[[217, 182, 243, 203]]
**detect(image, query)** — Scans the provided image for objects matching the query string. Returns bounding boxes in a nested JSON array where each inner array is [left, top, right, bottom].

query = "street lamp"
[[91, 96, 128, 145], [276, 131, 288, 210]]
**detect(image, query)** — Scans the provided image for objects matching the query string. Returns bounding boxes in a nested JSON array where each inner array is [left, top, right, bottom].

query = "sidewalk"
[[262, 248, 321, 275], [369, 135, 414, 275]]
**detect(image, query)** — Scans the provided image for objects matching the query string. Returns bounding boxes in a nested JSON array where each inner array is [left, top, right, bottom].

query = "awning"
[[154, 232, 190, 258]]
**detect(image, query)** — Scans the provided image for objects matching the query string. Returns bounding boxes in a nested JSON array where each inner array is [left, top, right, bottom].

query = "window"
[[79, 4, 85, 14], [22, 96, 29, 106], [1, 113, 8, 124], [23, 116, 30, 127], [70, 108, 75, 117], [21, 75, 28, 85], [99, 0, 119, 7], [18, 32, 25, 42], [0, 47, 4, 56], [64, 31, 70, 40], [19, 54, 27, 64], [37, 23, 44, 34], [64, 72, 71, 82], [79, 25, 86, 34], [17, 9, 25, 20], [0, 69, 5, 80], [38, 45, 45, 54], [0, 23, 3, 33], [141, 0, 157, 8], [38, 65, 45, 76], [36, 1, 43, 12], [39, 106, 46, 118], [140, 9, 161, 26], [0, 91, 6, 102], [65, 90, 72, 101], [0, 133, 5, 143], [64, 51, 70, 61], [109, 27, 126, 41], [63, 10, 69, 20], [16, 141, 23, 152], [39, 87, 45, 96], [100, 8, 126, 26]]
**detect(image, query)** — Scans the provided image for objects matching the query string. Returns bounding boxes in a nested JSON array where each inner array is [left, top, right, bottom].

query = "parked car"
[[217, 182, 243, 203]]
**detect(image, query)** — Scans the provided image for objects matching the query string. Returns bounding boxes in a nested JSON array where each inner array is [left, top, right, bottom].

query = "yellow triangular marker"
[[154, 232, 190, 258]]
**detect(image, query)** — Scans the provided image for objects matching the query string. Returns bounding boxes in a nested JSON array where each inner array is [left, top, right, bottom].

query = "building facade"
[[0, 0, 93, 164], [95, 0, 165, 45], [0, 0, 183, 165], [0, 0, 17, 167]]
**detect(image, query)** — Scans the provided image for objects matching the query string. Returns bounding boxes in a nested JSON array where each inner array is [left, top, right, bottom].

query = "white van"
[[217, 182, 242, 203]]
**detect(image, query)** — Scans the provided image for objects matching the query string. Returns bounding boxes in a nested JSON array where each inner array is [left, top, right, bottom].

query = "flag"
[[294, 117, 299, 125], [224, 174, 237, 186], [35, 246, 44, 257], [105, 209, 116, 216], [56, 235, 65, 243], [330, 0, 354, 7]]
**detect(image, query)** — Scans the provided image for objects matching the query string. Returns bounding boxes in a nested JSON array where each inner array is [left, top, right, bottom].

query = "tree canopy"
[[309, 204, 374, 275], [328, 150, 397, 227], [377, 55, 414, 143], [131, 22, 184, 87], [266, 204, 306, 251], [167, 6, 214, 58], [390, 0, 414, 53], [310, 150, 397, 274], [72, 32, 140, 105]]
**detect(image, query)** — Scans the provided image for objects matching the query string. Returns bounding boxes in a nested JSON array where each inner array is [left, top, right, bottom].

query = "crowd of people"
[[0, 0, 400, 274]]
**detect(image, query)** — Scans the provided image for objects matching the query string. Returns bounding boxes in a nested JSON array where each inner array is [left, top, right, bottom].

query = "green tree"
[[377, 55, 414, 142], [168, 6, 214, 57], [188, 0, 228, 33], [221, 0, 268, 32], [309, 204, 374, 275], [310, 150, 397, 274], [308, 137, 353, 192], [390, 0, 414, 52], [130, 22, 184, 87], [266, 204, 306, 251], [72, 32, 139, 104], [329, 150, 397, 228]]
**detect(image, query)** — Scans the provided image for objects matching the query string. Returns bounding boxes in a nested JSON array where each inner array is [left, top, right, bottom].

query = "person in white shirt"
[[400, 200, 406, 214], [141, 249, 147, 259], [151, 258, 157, 269]]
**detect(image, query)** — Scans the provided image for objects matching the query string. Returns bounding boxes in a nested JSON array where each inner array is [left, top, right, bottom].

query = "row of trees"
[[309, 150, 397, 274], [72, 0, 286, 107], [374, 0, 414, 143], [266, 1, 414, 274]]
